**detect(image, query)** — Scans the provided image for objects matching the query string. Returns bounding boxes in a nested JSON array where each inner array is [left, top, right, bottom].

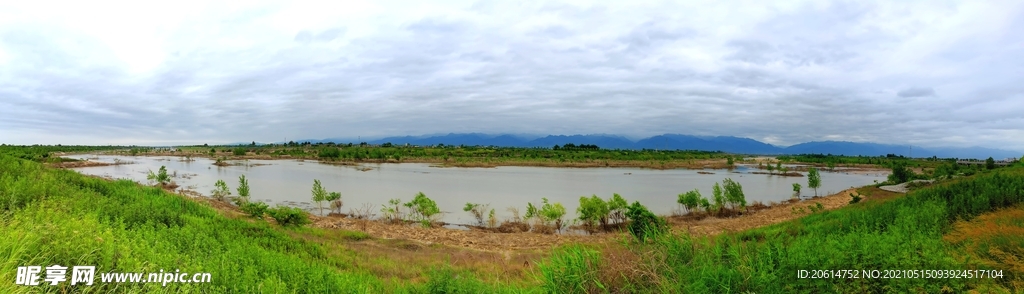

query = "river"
[[64, 154, 887, 225]]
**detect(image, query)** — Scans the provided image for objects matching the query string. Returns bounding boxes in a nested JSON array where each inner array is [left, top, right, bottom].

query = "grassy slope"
[[541, 166, 1024, 293], [0, 155, 523, 293]]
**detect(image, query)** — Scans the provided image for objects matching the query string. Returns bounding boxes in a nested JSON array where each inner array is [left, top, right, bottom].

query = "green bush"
[[318, 148, 341, 159], [608, 193, 629, 224], [624, 201, 667, 241], [722, 178, 746, 210], [211, 179, 231, 201], [539, 198, 567, 231], [267, 206, 311, 227], [236, 174, 250, 204], [577, 195, 609, 229], [146, 165, 171, 186], [404, 192, 440, 222], [849, 192, 862, 204], [233, 148, 247, 156], [888, 161, 913, 184], [677, 189, 702, 214], [241, 201, 269, 219]]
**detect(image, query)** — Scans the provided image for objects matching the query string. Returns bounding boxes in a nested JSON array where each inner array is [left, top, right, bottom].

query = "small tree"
[[807, 168, 821, 197], [711, 182, 726, 213], [775, 162, 782, 174], [607, 193, 628, 225], [539, 198, 567, 232], [211, 179, 231, 201], [726, 156, 734, 167], [147, 166, 171, 186], [577, 195, 609, 231], [677, 189, 702, 214], [405, 192, 440, 224], [722, 178, 746, 210], [463, 203, 488, 226], [311, 179, 327, 216], [792, 183, 802, 199], [766, 163, 775, 175], [380, 198, 403, 222], [327, 192, 343, 214], [985, 157, 996, 170], [236, 175, 250, 204], [698, 198, 711, 212], [888, 162, 912, 184], [827, 161, 836, 172]]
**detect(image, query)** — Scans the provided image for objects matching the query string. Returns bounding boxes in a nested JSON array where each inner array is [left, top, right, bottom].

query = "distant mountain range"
[[271, 133, 1022, 160]]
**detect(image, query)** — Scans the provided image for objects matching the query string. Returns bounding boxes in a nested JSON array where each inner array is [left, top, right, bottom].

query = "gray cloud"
[[0, 1, 1022, 151], [897, 87, 936, 97]]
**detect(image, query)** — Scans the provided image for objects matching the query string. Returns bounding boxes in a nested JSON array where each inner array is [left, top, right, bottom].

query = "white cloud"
[[0, 0, 1022, 151]]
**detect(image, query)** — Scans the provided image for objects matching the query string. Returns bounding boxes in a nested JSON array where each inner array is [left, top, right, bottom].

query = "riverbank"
[[184, 184, 880, 252]]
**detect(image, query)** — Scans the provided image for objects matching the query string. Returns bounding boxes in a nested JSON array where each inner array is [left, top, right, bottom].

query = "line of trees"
[[677, 178, 746, 215]]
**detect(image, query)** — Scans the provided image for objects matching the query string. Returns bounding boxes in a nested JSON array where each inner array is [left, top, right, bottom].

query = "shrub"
[[577, 195, 609, 230], [266, 206, 310, 227], [607, 193, 628, 224], [539, 198, 567, 232], [380, 198, 404, 222], [236, 174, 250, 204], [404, 192, 440, 222], [698, 197, 711, 212], [792, 183, 802, 199], [318, 148, 341, 159], [677, 189, 702, 214], [327, 192, 342, 214], [525, 202, 539, 222], [722, 178, 746, 211], [711, 182, 726, 213], [849, 192, 862, 204], [624, 201, 666, 241], [233, 148, 247, 156], [463, 203, 488, 226], [210, 179, 231, 201], [888, 162, 913, 184], [240, 201, 269, 219], [146, 166, 171, 186]]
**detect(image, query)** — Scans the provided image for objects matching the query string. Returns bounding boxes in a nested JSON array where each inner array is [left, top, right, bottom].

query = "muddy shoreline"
[[182, 184, 880, 252]]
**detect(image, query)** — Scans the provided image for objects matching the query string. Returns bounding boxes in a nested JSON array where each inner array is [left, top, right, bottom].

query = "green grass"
[[0, 155, 527, 293], [536, 166, 1024, 293]]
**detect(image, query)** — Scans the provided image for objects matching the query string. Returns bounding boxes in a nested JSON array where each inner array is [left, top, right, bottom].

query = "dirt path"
[[311, 216, 616, 252], [879, 180, 933, 193], [670, 188, 861, 236]]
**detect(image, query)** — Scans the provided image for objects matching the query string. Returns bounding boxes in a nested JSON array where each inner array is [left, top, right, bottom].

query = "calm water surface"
[[65, 154, 887, 225]]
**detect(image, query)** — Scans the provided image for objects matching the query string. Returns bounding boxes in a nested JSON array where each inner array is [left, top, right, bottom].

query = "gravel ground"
[[879, 180, 934, 193]]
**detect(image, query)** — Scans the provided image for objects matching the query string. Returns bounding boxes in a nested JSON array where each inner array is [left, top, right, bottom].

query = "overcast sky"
[[1, 0, 1022, 149]]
